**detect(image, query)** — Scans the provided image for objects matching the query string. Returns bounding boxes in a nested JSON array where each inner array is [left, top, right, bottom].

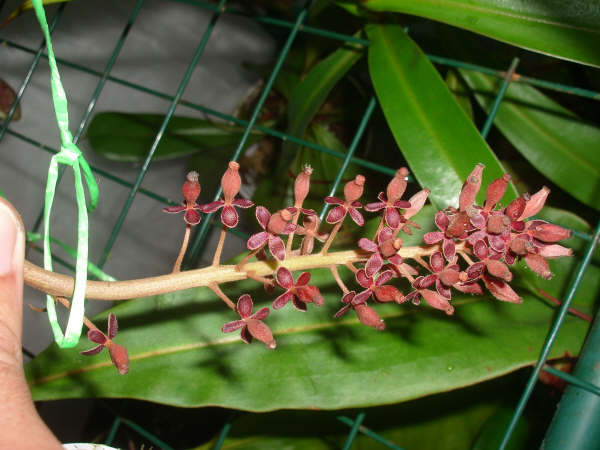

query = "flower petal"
[[292, 297, 308, 312], [430, 251, 445, 273], [436, 278, 451, 299], [247, 231, 268, 250], [393, 200, 411, 209], [376, 270, 393, 286], [385, 207, 401, 229], [470, 213, 486, 229], [404, 189, 430, 219], [240, 326, 253, 344], [442, 239, 456, 262], [198, 200, 224, 213], [88, 329, 107, 345], [365, 252, 383, 278], [388, 254, 403, 265], [488, 234, 506, 252], [237, 294, 253, 318], [221, 320, 245, 333], [185, 209, 201, 225], [326, 205, 347, 224], [334, 304, 351, 318], [296, 271, 311, 286], [255, 206, 270, 230], [80, 344, 104, 356], [356, 269, 373, 289], [273, 292, 293, 309], [455, 281, 483, 295], [378, 227, 393, 244], [275, 267, 294, 290], [268, 235, 286, 261], [466, 262, 486, 280], [163, 205, 186, 213], [353, 290, 372, 305], [348, 207, 365, 226], [482, 275, 522, 303], [221, 205, 239, 228], [364, 201, 385, 212], [282, 222, 297, 234], [423, 231, 444, 245], [107, 313, 118, 340], [358, 237, 378, 253], [324, 196, 344, 205], [435, 211, 449, 231], [232, 198, 254, 208], [251, 307, 270, 321]]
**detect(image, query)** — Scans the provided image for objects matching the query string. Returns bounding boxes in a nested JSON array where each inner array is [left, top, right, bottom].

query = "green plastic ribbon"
[[33, 0, 99, 348]]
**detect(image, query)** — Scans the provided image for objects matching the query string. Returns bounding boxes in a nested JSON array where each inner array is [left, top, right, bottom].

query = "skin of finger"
[[0, 198, 62, 449]]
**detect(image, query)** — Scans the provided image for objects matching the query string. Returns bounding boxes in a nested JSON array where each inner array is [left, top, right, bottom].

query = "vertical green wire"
[[213, 411, 237, 449], [0, 3, 67, 143], [185, 4, 312, 266], [480, 57, 519, 139], [30, 0, 146, 234], [343, 411, 366, 450], [499, 219, 600, 449], [319, 97, 376, 221], [97, 0, 228, 268], [105, 416, 121, 445], [337, 415, 405, 449]]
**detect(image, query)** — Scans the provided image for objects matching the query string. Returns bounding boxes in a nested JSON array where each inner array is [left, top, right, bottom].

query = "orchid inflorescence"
[[80, 160, 572, 373]]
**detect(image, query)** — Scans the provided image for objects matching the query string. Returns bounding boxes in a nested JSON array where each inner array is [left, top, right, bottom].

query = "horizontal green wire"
[[543, 365, 600, 397], [120, 417, 174, 450]]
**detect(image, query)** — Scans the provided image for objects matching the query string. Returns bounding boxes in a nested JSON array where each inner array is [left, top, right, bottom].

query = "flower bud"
[[380, 238, 402, 258], [438, 268, 460, 286], [532, 223, 572, 243], [482, 275, 522, 304], [246, 319, 276, 349], [386, 167, 409, 202], [343, 175, 365, 203], [221, 161, 241, 203], [294, 165, 312, 207], [524, 253, 553, 279], [268, 209, 293, 234], [374, 285, 404, 304], [421, 289, 454, 315], [182, 171, 201, 204], [459, 164, 484, 212], [487, 214, 510, 234], [537, 244, 573, 259], [485, 259, 513, 282], [107, 342, 129, 375], [404, 189, 430, 219], [296, 285, 324, 307], [519, 186, 549, 220], [354, 304, 385, 330], [509, 237, 530, 255], [484, 173, 511, 211], [505, 196, 526, 221]]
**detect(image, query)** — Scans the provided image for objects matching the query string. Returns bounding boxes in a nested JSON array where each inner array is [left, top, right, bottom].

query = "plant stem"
[[396, 263, 416, 283], [54, 296, 99, 331], [538, 289, 592, 323], [208, 283, 236, 311], [330, 265, 349, 294], [212, 226, 227, 266], [173, 224, 191, 273], [285, 210, 301, 254], [245, 271, 274, 286], [413, 255, 431, 271], [236, 248, 259, 270], [345, 262, 358, 274], [24, 243, 463, 301], [321, 221, 342, 254]]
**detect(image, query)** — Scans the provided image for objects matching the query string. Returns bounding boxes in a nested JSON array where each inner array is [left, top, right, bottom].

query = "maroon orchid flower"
[[295, 215, 329, 255], [334, 291, 385, 330], [247, 206, 296, 261], [405, 283, 455, 315], [365, 168, 412, 229], [272, 267, 324, 311], [163, 171, 204, 225], [423, 211, 459, 261], [221, 294, 276, 349], [199, 161, 254, 228], [81, 313, 129, 375], [354, 268, 404, 304], [325, 175, 366, 226], [358, 226, 403, 277]]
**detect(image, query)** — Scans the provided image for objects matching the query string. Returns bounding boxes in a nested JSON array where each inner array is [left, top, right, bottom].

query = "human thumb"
[[0, 197, 62, 449]]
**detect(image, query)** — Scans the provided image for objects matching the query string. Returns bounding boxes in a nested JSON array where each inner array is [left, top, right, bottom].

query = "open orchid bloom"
[[81, 313, 129, 375]]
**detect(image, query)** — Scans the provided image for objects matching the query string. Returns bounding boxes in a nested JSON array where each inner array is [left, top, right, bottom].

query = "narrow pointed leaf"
[[367, 24, 517, 210], [460, 69, 600, 210], [363, 0, 600, 68]]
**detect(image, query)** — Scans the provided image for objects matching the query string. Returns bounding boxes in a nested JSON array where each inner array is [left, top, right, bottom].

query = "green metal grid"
[[0, 0, 598, 448]]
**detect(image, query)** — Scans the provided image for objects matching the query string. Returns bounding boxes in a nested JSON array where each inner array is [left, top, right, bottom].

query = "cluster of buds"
[[82, 160, 573, 372]]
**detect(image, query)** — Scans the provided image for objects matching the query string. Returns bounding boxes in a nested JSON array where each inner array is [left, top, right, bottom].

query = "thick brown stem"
[[321, 221, 342, 254], [173, 224, 191, 273], [212, 226, 227, 266]]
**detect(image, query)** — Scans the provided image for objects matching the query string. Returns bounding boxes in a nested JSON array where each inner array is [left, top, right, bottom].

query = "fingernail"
[[0, 200, 22, 276]]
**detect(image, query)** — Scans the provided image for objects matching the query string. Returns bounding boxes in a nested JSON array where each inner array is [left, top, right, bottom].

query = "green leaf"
[[86, 113, 262, 163], [26, 218, 595, 410], [284, 33, 364, 158], [362, 0, 600, 68], [446, 69, 473, 120], [366, 24, 517, 209], [459, 69, 600, 210]]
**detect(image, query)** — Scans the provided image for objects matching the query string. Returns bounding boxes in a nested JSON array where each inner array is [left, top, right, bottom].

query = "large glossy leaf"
[[363, 0, 600, 68], [86, 113, 262, 162], [459, 70, 600, 210], [26, 215, 595, 411], [367, 24, 517, 209]]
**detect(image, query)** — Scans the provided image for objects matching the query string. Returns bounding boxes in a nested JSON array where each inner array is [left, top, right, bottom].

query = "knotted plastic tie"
[[33, 0, 99, 348]]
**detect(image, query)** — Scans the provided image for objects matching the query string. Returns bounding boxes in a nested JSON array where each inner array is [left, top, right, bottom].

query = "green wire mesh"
[[1, 0, 599, 448]]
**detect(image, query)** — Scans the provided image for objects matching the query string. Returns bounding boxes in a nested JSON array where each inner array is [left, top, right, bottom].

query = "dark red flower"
[[199, 161, 254, 228], [221, 294, 276, 349], [81, 313, 129, 375], [334, 291, 385, 330], [272, 267, 324, 311], [405, 285, 454, 315], [325, 175, 366, 226], [163, 171, 204, 225], [365, 168, 411, 229], [247, 206, 296, 261], [295, 215, 329, 255], [423, 211, 458, 261], [358, 226, 403, 277]]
